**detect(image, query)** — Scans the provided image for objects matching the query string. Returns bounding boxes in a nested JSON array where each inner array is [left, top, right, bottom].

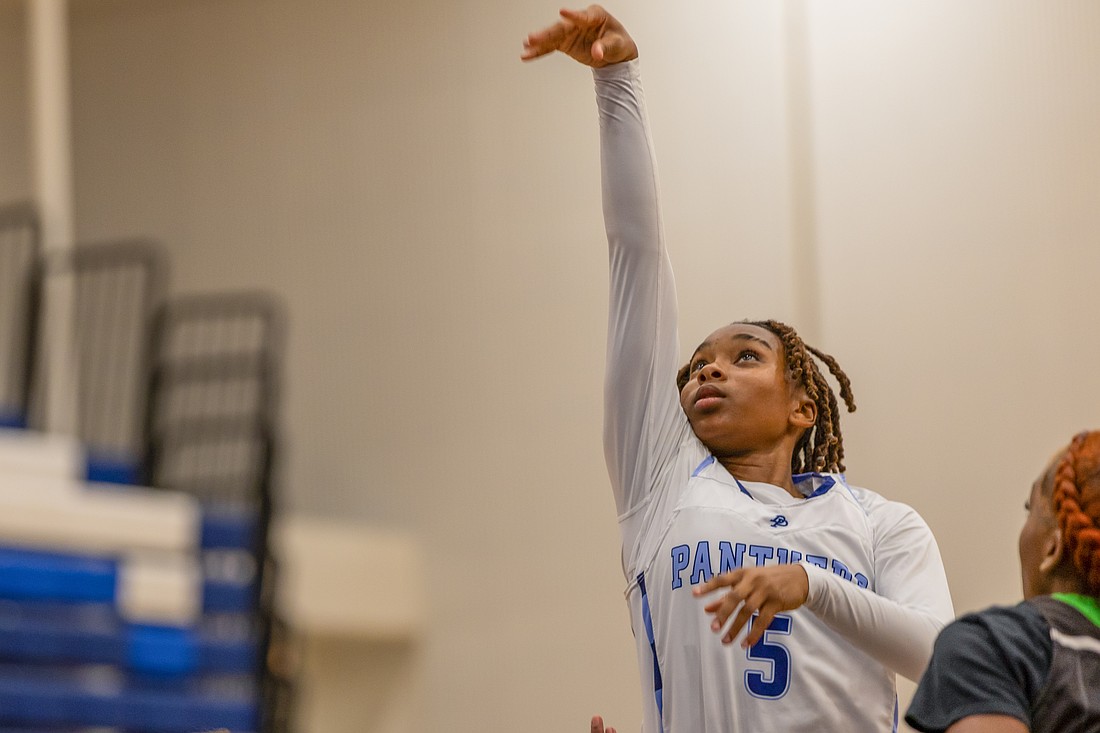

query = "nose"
[[697, 362, 724, 383]]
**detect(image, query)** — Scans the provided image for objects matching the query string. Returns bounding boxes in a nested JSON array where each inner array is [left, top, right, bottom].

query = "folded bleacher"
[[0, 203, 293, 733]]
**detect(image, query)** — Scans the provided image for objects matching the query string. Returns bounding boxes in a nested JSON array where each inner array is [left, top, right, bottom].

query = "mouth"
[[694, 385, 724, 407]]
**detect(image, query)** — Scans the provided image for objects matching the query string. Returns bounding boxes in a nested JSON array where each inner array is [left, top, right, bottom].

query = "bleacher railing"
[[0, 203, 42, 429], [0, 202, 294, 733]]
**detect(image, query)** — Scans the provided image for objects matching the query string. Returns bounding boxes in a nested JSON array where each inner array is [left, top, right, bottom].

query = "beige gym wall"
[[0, 0, 29, 199]]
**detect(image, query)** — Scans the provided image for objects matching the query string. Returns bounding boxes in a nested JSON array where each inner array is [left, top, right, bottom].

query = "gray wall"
[[3, 1, 1100, 731]]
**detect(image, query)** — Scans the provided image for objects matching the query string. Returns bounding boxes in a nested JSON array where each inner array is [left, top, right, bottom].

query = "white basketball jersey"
[[626, 455, 897, 733]]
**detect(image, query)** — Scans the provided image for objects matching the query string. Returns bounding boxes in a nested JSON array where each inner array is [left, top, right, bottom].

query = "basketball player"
[[906, 431, 1100, 733], [523, 6, 954, 732]]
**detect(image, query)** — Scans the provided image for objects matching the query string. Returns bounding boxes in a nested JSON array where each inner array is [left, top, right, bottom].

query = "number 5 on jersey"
[[744, 613, 792, 700]]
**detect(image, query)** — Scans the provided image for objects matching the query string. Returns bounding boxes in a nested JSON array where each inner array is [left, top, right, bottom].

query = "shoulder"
[[906, 602, 1051, 732], [836, 479, 931, 533], [931, 602, 1052, 689], [946, 602, 1051, 653], [839, 482, 948, 587]]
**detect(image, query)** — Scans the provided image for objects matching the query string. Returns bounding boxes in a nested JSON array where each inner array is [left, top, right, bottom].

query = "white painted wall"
[[2, 1, 1099, 731]]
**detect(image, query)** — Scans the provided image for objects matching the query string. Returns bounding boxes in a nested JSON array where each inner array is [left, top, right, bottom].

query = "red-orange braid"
[[1051, 431, 1100, 593]]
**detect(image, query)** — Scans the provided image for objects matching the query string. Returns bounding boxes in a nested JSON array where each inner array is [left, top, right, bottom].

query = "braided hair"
[[1050, 431, 1100, 594], [675, 319, 856, 474]]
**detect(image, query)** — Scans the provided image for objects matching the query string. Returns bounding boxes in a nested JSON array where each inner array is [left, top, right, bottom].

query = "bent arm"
[[802, 564, 948, 681], [946, 716, 1029, 733], [801, 506, 954, 681], [596, 61, 686, 518]]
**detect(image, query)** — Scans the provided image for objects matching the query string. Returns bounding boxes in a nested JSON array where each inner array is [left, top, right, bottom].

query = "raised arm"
[[524, 7, 687, 517]]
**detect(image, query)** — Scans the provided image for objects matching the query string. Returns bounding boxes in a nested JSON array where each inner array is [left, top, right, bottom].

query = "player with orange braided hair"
[[907, 430, 1100, 733], [1051, 432, 1100, 593]]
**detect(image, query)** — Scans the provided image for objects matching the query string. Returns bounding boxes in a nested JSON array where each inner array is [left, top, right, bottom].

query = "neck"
[[1047, 574, 1093, 598], [1032, 560, 1093, 599], [716, 451, 798, 497]]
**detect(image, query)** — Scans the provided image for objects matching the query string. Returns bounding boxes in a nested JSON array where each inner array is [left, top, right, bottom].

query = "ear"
[[789, 391, 816, 431], [1038, 527, 1066, 576], [676, 363, 691, 392]]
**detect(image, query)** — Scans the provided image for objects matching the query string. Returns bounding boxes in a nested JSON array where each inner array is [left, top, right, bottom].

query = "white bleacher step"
[[118, 551, 202, 624], [0, 428, 85, 482], [0, 547, 201, 625], [0, 476, 201, 555]]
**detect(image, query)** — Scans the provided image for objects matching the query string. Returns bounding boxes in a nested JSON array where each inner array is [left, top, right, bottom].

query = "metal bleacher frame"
[[0, 203, 42, 430], [0, 202, 295, 732], [143, 291, 292, 733], [71, 239, 167, 484]]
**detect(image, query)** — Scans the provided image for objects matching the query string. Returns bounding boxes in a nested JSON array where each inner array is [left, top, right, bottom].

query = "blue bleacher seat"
[[0, 601, 258, 676], [85, 451, 142, 486], [0, 545, 257, 615], [0, 412, 25, 431], [0, 662, 258, 732]]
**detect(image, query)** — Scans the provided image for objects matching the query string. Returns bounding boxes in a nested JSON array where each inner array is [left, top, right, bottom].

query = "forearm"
[[801, 562, 949, 681], [946, 715, 1029, 733], [595, 60, 663, 262]]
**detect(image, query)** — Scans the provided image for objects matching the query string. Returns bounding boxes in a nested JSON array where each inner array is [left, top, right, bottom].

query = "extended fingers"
[[742, 606, 779, 649], [703, 584, 776, 645], [722, 590, 767, 644], [694, 569, 743, 597], [519, 42, 554, 61], [559, 7, 585, 21], [559, 6, 597, 25], [591, 715, 616, 733], [521, 21, 574, 60], [705, 587, 744, 626]]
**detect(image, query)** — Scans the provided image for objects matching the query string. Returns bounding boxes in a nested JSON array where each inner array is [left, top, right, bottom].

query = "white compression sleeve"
[[801, 562, 945, 682]]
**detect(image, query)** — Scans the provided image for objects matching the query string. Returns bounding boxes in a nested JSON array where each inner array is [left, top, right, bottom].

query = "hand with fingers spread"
[[693, 564, 810, 648], [521, 5, 638, 68], [590, 715, 617, 733]]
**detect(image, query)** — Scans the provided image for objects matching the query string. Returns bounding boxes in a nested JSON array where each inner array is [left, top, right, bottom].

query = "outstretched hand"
[[693, 564, 810, 648], [591, 715, 617, 733], [521, 5, 638, 68]]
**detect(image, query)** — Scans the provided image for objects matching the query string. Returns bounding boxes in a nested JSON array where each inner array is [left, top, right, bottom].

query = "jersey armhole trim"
[[617, 491, 653, 523]]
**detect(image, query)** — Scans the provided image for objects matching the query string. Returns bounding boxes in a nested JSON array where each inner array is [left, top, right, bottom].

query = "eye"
[[690, 358, 708, 373], [737, 350, 761, 362]]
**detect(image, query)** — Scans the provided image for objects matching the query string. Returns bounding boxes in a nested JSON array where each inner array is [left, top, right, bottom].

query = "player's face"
[[1018, 454, 1060, 599], [678, 324, 803, 458]]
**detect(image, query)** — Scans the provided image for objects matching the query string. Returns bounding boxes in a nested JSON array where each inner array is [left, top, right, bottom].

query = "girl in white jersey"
[[522, 7, 954, 732]]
